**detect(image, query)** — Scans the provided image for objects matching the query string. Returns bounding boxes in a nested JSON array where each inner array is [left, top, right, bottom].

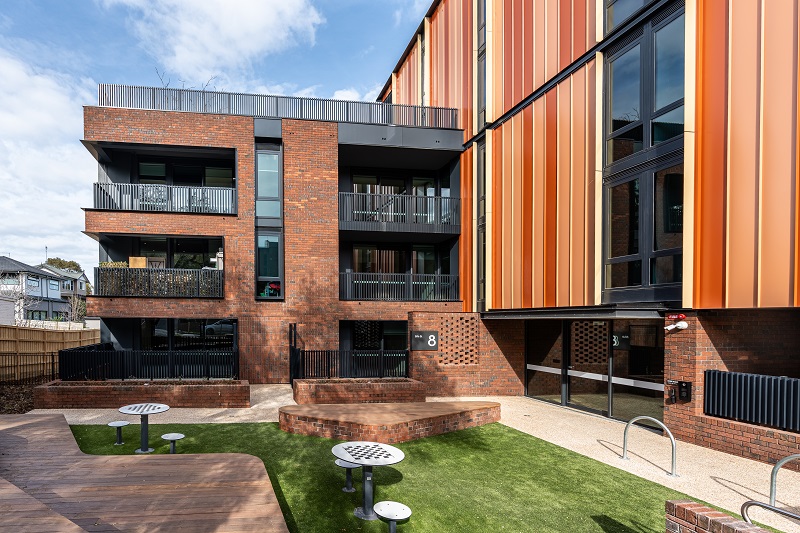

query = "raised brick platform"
[[292, 378, 427, 404], [33, 380, 250, 408], [279, 401, 500, 443]]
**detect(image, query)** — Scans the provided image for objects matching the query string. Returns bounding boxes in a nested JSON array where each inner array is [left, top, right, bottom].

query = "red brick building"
[[80, 0, 800, 467]]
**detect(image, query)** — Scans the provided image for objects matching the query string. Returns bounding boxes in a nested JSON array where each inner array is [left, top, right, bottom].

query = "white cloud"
[[102, 0, 324, 86], [331, 82, 384, 102], [0, 49, 99, 279], [393, 0, 429, 27]]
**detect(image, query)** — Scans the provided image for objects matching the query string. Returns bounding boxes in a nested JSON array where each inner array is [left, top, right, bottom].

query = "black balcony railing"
[[93, 182, 236, 214], [293, 349, 409, 379], [98, 84, 459, 129], [59, 344, 238, 380], [705, 370, 800, 432], [94, 267, 224, 298], [340, 272, 459, 301], [339, 192, 460, 233]]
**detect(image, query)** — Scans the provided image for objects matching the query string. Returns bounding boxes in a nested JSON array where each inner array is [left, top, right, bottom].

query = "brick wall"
[[33, 380, 250, 408], [292, 378, 426, 404], [84, 108, 461, 383], [408, 312, 524, 396], [665, 501, 769, 533], [664, 309, 800, 469], [279, 403, 501, 443]]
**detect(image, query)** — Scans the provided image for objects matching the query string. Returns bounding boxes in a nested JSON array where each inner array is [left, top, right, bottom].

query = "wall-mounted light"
[[664, 321, 689, 332]]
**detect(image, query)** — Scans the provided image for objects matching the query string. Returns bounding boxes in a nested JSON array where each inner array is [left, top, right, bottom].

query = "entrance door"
[[566, 321, 611, 415], [524, 320, 563, 403]]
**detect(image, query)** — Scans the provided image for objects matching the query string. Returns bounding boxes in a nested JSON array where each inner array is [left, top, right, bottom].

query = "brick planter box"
[[33, 380, 250, 408], [666, 501, 770, 533], [292, 378, 426, 404]]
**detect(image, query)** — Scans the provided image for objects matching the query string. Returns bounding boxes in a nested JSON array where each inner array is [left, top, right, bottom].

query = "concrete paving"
[[30, 384, 800, 532]]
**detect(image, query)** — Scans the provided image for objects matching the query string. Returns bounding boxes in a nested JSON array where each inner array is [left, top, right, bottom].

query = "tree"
[[46, 257, 82, 272], [64, 293, 86, 328]]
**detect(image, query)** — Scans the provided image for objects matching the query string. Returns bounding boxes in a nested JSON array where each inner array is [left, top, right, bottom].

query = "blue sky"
[[0, 0, 428, 280]]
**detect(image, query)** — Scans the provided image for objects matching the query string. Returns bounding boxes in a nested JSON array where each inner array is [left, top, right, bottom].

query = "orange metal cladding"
[[395, 41, 419, 106], [460, 147, 474, 311], [491, 0, 597, 117], [430, 0, 473, 139], [695, 0, 800, 308], [694, 0, 727, 308], [492, 128, 504, 307], [489, 65, 597, 310]]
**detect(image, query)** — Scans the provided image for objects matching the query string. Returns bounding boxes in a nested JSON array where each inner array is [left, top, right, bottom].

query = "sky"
[[0, 0, 430, 281]]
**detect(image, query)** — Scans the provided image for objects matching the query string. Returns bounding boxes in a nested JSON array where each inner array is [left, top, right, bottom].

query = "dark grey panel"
[[401, 127, 463, 151], [338, 144, 460, 170], [254, 118, 282, 138], [339, 123, 403, 147]]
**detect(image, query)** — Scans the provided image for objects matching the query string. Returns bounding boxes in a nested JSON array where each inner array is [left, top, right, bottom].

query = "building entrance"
[[525, 319, 665, 426]]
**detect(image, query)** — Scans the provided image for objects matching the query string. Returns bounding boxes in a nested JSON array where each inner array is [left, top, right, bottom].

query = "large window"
[[137, 159, 234, 188], [476, 141, 487, 311], [603, 2, 684, 302], [256, 145, 282, 223], [605, 9, 684, 166], [257, 232, 283, 299]]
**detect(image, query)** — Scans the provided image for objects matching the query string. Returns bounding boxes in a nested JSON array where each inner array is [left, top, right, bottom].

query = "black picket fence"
[[291, 349, 409, 380], [59, 344, 239, 380]]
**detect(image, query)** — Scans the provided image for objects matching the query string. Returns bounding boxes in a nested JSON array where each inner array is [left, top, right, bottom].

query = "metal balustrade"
[[293, 349, 409, 379], [339, 192, 460, 233], [94, 267, 224, 298], [339, 272, 459, 301], [705, 370, 800, 432], [93, 182, 236, 214], [98, 84, 459, 129], [59, 344, 238, 380]]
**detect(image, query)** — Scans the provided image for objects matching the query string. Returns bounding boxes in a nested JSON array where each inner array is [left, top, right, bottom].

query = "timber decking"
[[0, 414, 289, 532]]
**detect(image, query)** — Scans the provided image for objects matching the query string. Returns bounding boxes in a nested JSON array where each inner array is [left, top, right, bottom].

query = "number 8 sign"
[[411, 331, 439, 351]]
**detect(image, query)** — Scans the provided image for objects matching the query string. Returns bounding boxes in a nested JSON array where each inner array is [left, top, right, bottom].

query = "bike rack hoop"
[[621, 416, 678, 477]]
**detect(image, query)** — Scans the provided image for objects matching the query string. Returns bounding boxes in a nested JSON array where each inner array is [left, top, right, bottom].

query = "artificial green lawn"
[[70, 422, 706, 533]]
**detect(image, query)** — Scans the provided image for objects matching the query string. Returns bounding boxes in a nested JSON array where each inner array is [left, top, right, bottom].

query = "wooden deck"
[[0, 414, 289, 532]]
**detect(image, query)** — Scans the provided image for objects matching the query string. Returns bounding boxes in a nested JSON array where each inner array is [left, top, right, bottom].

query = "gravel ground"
[[0, 383, 37, 414]]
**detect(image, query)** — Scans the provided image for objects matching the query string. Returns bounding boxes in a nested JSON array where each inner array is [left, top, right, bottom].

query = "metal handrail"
[[621, 416, 678, 477], [97, 84, 459, 129], [769, 453, 800, 506], [741, 500, 800, 525]]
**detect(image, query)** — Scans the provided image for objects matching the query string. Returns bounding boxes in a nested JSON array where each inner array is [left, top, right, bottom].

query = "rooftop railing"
[[98, 84, 459, 129]]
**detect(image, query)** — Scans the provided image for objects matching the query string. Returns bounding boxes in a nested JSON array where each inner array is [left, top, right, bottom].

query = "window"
[[137, 159, 235, 188], [256, 146, 282, 223], [603, 3, 684, 302], [79, 281, 85, 290], [605, 10, 684, 166], [256, 232, 283, 299], [1, 275, 19, 286], [476, 141, 487, 311], [606, 0, 658, 33], [27, 310, 47, 321], [48, 280, 59, 291], [26, 276, 39, 288], [604, 162, 683, 293], [63, 280, 72, 290]]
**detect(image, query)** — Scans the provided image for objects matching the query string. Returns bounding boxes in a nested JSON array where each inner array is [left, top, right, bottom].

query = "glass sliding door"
[[525, 320, 564, 403]]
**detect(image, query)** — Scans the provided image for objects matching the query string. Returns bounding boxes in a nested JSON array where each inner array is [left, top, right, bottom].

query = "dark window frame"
[[476, 140, 487, 311], [256, 230, 284, 300], [255, 144, 283, 227], [603, 6, 685, 172]]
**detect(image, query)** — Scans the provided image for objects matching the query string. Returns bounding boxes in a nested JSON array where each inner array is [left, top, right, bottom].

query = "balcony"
[[99, 84, 458, 129], [339, 272, 458, 301], [93, 182, 236, 214], [94, 267, 224, 298], [339, 192, 460, 234]]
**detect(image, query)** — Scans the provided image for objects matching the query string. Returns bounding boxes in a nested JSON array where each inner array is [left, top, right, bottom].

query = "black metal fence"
[[339, 192, 460, 233], [94, 182, 236, 214], [98, 84, 459, 129], [704, 370, 800, 432], [293, 349, 409, 379], [340, 272, 459, 301], [94, 267, 224, 298], [59, 344, 239, 380], [0, 353, 58, 384]]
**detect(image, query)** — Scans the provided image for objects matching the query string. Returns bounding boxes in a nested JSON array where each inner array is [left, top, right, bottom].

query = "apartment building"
[[80, 0, 799, 464], [372, 0, 800, 463]]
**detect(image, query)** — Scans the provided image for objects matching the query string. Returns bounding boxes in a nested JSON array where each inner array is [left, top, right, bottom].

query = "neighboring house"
[[0, 257, 69, 323], [38, 264, 90, 300], [79, 0, 800, 465], [0, 294, 14, 326]]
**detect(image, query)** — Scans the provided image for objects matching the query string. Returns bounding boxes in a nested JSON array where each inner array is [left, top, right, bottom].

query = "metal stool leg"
[[344, 467, 354, 491], [115, 426, 124, 445], [169, 440, 176, 454], [389, 520, 397, 533]]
